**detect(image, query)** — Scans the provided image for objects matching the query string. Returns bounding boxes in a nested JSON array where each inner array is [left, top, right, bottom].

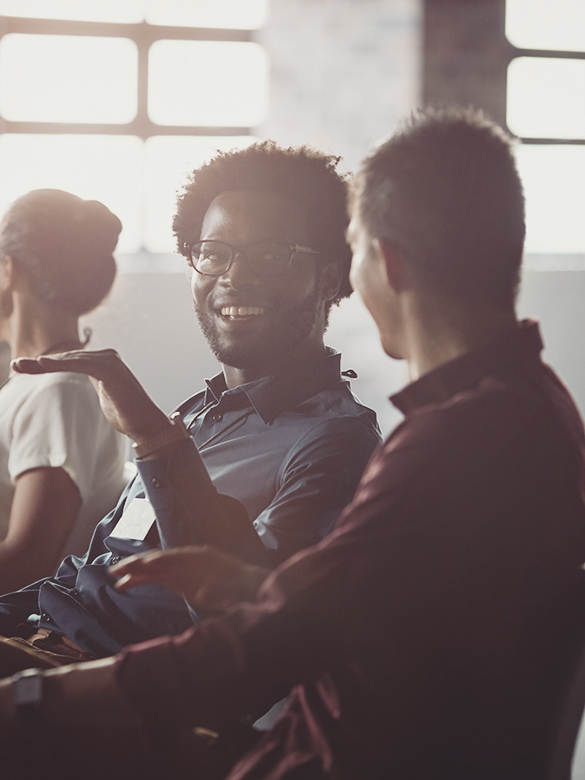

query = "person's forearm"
[[115, 542, 351, 731], [136, 438, 218, 549], [137, 440, 271, 566], [0, 468, 81, 593]]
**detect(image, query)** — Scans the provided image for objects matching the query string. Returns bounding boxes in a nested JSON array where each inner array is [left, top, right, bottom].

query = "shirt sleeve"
[[8, 374, 109, 502], [136, 414, 379, 568], [252, 416, 380, 562], [137, 440, 272, 567]]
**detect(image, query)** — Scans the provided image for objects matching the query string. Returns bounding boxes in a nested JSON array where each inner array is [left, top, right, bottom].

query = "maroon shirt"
[[116, 321, 585, 779]]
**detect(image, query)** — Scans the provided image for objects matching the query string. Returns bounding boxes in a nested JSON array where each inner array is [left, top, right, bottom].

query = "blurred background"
[[0, 0, 583, 436]]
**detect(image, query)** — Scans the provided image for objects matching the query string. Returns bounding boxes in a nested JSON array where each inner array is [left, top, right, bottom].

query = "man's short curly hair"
[[173, 141, 353, 311]]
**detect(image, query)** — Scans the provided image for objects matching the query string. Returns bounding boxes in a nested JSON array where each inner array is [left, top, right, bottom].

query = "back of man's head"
[[173, 141, 353, 311], [355, 108, 526, 307]]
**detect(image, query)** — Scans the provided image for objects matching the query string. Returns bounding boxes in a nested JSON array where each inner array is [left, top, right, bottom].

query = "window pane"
[[0, 0, 268, 27], [148, 41, 268, 127], [0, 35, 137, 124], [507, 58, 585, 139], [0, 0, 143, 23], [145, 0, 268, 29], [506, 0, 585, 52], [144, 135, 256, 253], [515, 144, 585, 254], [0, 135, 143, 252]]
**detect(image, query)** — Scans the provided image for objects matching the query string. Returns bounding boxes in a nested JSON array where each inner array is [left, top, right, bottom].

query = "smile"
[[220, 306, 267, 317]]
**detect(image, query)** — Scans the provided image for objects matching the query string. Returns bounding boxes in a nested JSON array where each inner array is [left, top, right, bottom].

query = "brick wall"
[[260, 0, 422, 172], [259, 0, 422, 434]]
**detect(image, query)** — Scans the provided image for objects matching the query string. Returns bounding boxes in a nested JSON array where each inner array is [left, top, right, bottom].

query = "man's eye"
[[257, 249, 287, 263]]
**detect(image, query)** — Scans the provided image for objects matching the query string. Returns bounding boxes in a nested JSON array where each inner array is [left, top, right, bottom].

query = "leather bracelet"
[[12, 669, 44, 727], [132, 412, 190, 459]]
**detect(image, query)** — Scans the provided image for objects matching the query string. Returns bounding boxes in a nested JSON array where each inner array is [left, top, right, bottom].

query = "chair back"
[[548, 572, 585, 780]]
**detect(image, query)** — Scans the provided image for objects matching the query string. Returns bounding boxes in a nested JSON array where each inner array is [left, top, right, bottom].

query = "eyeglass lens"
[[192, 241, 291, 276]]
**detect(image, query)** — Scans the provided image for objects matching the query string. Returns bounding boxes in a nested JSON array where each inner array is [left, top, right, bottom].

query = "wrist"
[[132, 412, 190, 460]]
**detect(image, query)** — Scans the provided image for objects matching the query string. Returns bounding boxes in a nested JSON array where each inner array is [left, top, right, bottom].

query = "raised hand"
[[11, 349, 170, 443], [110, 545, 270, 611]]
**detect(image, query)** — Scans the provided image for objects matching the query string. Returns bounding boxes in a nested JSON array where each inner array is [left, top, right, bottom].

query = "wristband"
[[12, 669, 44, 727], [132, 412, 190, 459]]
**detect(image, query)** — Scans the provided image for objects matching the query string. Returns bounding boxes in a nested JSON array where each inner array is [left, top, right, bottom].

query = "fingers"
[[11, 349, 126, 382], [110, 549, 186, 578], [109, 548, 202, 594], [110, 551, 167, 585], [113, 572, 169, 591], [108, 547, 269, 609], [12, 349, 167, 441]]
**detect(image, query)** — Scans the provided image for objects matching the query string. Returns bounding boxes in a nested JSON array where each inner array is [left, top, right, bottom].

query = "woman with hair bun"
[[0, 189, 127, 593]]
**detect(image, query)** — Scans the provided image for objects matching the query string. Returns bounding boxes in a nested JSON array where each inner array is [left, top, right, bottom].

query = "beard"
[[195, 285, 323, 372]]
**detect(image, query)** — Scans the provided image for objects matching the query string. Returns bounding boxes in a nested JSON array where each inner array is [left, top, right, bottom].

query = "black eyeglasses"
[[188, 240, 321, 277]]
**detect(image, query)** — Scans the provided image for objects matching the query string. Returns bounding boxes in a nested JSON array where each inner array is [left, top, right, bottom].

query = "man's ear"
[[373, 239, 405, 293], [0, 255, 17, 291], [319, 261, 342, 302]]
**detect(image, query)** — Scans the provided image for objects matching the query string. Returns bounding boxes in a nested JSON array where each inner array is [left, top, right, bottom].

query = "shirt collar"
[[391, 319, 544, 415], [203, 348, 344, 424]]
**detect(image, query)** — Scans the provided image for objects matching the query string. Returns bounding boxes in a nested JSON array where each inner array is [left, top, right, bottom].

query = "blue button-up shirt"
[[0, 350, 380, 658]]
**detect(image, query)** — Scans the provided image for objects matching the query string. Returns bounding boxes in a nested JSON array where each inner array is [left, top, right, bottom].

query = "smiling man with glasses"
[[0, 141, 380, 680]]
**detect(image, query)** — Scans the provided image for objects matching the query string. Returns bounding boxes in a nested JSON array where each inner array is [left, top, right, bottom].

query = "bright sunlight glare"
[[148, 41, 268, 127], [0, 0, 268, 28], [145, 0, 268, 29], [507, 58, 585, 139], [0, 135, 143, 252], [0, 34, 138, 124], [516, 144, 585, 254], [143, 136, 257, 253], [506, 0, 585, 51]]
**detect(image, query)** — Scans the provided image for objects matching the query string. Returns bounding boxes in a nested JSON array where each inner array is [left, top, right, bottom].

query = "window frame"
[[0, 14, 257, 139], [505, 40, 585, 146]]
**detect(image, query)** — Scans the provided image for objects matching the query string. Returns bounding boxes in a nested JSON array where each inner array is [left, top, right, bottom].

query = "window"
[[0, 1, 268, 254], [505, 0, 585, 258]]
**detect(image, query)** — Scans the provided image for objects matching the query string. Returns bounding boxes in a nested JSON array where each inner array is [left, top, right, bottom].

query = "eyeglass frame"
[[187, 240, 321, 277]]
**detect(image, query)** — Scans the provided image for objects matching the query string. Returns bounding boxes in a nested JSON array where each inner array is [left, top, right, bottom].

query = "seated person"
[[0, 143, 380, 668], [1, 109, 583, 780], [0, 190, 127, 593]]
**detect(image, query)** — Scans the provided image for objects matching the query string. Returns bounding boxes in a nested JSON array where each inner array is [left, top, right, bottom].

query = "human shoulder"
[[9, 369, 93, 394], [1, 370, 95, 416], [291, 378, 379, 429], [380, 370, 577, 484], [276, 392, 381, 481]]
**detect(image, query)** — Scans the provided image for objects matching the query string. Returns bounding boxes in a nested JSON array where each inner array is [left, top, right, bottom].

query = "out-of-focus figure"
[[0, 189, 127, 592]]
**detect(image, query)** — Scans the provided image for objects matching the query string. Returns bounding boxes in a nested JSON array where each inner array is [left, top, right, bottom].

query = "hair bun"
[[21, 189, 122, 259], [70, 197, 122, 255], [0, 189, 121, 316]]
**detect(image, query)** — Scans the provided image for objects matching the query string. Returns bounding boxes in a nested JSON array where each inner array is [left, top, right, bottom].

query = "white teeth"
[[220, 306, 266, 317]]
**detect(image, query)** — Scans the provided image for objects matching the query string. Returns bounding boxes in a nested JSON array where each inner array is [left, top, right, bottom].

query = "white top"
[[0, 371, 128, 557]]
